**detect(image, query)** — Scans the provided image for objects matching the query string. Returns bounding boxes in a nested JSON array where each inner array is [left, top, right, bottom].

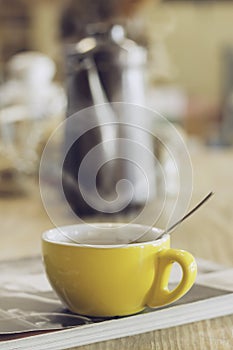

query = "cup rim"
[[42, 223, 169, 248]]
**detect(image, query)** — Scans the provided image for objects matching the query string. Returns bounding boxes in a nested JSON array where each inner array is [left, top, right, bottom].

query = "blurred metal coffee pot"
[[62, 24, 158, 217]]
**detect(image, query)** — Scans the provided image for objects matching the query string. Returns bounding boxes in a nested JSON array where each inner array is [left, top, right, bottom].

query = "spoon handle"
[[165, 191, 214, 235]]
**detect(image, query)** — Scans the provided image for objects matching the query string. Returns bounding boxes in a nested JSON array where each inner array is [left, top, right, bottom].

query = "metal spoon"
[[130, 191, 214, 243]]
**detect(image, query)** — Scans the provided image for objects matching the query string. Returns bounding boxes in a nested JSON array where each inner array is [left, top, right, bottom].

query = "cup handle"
[[147, 249, 197, 308]]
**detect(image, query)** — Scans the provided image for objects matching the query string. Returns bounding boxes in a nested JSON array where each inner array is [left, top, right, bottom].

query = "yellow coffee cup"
[[42, 223, 197, 317]]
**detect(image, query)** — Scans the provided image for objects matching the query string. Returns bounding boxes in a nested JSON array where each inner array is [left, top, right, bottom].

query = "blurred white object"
[[0, 51, 66, 120], [0, 105, 40, 174], [7, 51, 56, 85], [0, 52, 66, 185]]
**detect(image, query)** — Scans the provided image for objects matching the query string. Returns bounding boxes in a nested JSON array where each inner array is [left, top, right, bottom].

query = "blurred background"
[[1, 0, 233, 205], [1, 0, 233, 262], [1, 1, 233, 132]]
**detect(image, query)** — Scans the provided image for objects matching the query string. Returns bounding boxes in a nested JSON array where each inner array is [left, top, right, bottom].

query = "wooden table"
[[1, 146, 233, 349]]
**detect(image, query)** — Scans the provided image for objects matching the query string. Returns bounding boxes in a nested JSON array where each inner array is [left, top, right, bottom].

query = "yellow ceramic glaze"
[[42, 225, 197, 317]]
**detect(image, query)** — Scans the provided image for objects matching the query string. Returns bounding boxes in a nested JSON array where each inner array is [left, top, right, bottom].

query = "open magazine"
[[1, 256, 233, 350]]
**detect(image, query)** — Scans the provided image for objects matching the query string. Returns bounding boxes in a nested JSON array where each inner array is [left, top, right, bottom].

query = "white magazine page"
[[197, 269, 233, 292]]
